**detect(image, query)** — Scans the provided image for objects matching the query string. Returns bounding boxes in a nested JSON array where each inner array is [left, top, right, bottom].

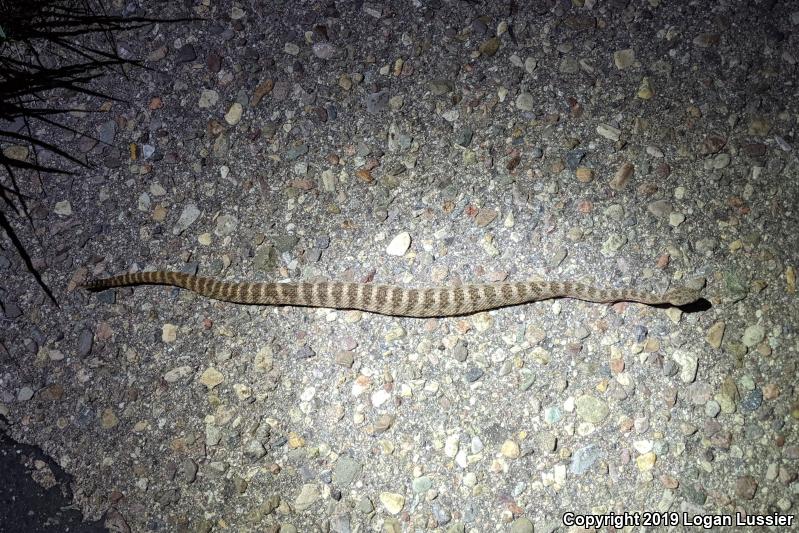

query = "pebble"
[[734, 476, 758, 500], [601, 233, 627, 256], [742, 324, 765, 347], [173, 203, 201, 235], [214, 214, 238, 237], [559, 56, 579, 74], [294, 483, 320, 512], [571, 444, 601, 474], [636, 452, 657, 471], [509, 517, 534, 533], [444, 434, 459, 458], [379, 492, 405, 514], [610, 161, 634, 190], [470, 312, 493, 332], [198, 89, 219, 108], [163, 366, 193, 383], [224, 102, 243, 125], [386, 232, 411, 256], [54, 200, 72, 216], [312, 42, 337, 59], [613, 48, 635, 69], [475, 208, 497, 227], [740, 388, 763, 412], [647, 200, 672, 217], [3, 145, 28, 161], [100, 408, 118, 429], [77, 328, 93, 356], [501, 440, 520, 459], [637, 77, 654, 99], [200, 367, 224, 389], [515, 92, 534, 111], [575, 395, 609, 424], [706, 321, 725, 348], [175, 44, 196, 63], [162, 324, 177, 343], [597, 123, 621, 141], [713, 153, 730, 169], [478, 37, 500, 57], [366, 90, 389, 114], [464, 367, 484, 383], [412, 476, 432, 493], [669, 212, 685, 227], [17, 386, 35, 402], [244, 440, 267, 461], [671, 350, 698, 383]]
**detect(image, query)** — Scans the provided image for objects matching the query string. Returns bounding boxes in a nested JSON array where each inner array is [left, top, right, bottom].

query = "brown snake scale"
[[82, 271, 701, 317]]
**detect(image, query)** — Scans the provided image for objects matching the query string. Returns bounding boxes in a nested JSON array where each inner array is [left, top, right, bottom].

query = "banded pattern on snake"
[[82, 271, 701, 317]]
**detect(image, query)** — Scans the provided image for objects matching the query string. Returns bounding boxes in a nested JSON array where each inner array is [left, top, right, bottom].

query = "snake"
[[82, 271, 702, 317]]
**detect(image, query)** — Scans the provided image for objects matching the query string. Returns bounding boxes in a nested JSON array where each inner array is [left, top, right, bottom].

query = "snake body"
[[82, 271, 701, 317]]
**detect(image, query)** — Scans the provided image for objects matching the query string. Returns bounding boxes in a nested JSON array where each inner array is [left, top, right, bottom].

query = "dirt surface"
[[2, 0, 798, 531]]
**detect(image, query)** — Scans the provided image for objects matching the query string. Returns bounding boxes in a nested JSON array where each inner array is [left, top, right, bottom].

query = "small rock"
[[224, 103, 243, 125], [464, 367, 483, 383], [734, 476, 758, 500], [176, 44, 196, 63], [54, 200, 72, 216], [515, 92, 534, 111], [214, 214, 238, 237], [273, 235, 299, 252], [294, 483, 320, 512], [244, 440, 267, 461], [575, 395, 609, 424], [17, 386, 35, 402], [475, 208, 498, 227], [647, 200, 672, 217], [672, 350, 698, 383], [636, 452, 657, 471], [200, 367, 224, 389], [379, 492, 405, 514], [571, 444, 601, 474], [454, 127, 473, 147], [706, 321, 725, 349], [509, 517, 534, 533], [742, 324, 765, 347], [312, 42, 338, 59], [365, 90, 389, 114], [173, 203, 201, 235], [613, 48, 635, 69], [100, 408, 118, 429], [163, 366, 193, 383], [162, 324, 177, 343], [77, 328, 93, 356], [198, 89, 219, 108], [478, 37, 500, 57], [334, 456, 362, 486], [386, 232, 411, 256], [500, 440, 520, 459], [597, 123, 621, 141], [429, 79, 453, 95], [637, 77, 654, 99]]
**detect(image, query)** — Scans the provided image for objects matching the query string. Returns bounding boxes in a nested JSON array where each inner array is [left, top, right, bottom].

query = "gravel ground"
[[2, 0, 798, 531]]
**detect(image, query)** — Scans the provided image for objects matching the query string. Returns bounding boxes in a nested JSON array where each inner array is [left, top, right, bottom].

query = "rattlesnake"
[[82, 271, 701, 317]]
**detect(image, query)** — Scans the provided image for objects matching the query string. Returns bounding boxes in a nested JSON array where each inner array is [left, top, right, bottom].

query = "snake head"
[[663, 287, 702, 306]]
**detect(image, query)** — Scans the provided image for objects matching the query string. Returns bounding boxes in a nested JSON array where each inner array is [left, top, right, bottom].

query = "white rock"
[[198, 89, 219, 108], [173, 203, 201, 235], [672, 350, 698, 383], [379, 492, 405, 514], [224, 103, 243, 125], [54, 200, 72, 216], [386, 231, 411, 256]]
